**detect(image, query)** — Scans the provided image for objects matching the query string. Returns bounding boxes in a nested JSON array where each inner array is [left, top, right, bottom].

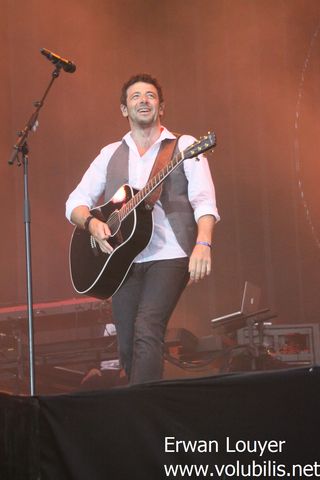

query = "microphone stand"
[[8, 64, 63, 395]]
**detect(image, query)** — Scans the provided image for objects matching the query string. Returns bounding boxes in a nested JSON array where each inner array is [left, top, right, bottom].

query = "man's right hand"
[[88, 218, 114, 254], [71, 205, 114, 254]]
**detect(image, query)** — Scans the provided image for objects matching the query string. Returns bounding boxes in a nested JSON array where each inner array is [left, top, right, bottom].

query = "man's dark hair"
[[120, 73, 164, 106]]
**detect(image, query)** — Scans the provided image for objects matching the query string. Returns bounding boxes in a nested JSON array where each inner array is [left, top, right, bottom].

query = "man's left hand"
[[188, 243, 212, 283]]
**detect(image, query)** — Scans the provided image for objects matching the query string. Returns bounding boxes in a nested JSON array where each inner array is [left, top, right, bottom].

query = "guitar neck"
[[116, 131, 215, 222], [118, 148, 185, 221]]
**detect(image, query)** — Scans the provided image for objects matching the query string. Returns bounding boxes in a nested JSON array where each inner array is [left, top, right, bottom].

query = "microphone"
[[40, 48, 76, 73]]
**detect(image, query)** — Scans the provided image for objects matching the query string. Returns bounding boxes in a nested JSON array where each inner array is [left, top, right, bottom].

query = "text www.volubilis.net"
[[164, 460, 320, 478]]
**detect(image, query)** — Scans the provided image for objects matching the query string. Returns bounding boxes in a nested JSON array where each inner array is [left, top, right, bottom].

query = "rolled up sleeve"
[[180, 135, 220, 224], [65, 143, 120, 222]]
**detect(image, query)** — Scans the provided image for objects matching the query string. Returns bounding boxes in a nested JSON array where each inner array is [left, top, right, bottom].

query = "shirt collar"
[[122, 126, 176, 149]]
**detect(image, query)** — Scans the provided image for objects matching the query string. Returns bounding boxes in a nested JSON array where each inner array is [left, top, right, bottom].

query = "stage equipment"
[[164, 328, 223, 375], [165, 328, 199, 352], [0, 297, 114, 394], [237, 323, 320, 366], [8, 49, 76, 394]]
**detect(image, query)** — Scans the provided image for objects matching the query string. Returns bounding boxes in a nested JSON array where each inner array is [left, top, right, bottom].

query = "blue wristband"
[[196, 241, 212, 249]]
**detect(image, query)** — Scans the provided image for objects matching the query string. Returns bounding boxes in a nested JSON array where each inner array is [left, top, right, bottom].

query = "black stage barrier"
[[1, 366, 320, 480]]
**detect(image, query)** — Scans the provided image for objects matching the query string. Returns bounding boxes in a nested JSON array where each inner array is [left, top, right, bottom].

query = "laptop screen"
[[241, 281, 261, 315], [210, 281, 261, 329]]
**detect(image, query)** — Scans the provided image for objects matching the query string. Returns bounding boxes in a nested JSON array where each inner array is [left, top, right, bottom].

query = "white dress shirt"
[[66, 127, 219, 262]]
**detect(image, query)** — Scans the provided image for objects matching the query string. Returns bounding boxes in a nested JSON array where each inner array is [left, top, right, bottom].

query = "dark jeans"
[[112, 258, 189, 384]]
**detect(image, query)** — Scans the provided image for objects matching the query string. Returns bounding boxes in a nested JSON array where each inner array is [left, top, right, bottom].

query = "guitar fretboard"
[[118, 149, 185, 222]]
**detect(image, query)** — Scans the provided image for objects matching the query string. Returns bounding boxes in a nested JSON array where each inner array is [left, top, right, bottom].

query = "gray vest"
[[104, 140, 197, 256]]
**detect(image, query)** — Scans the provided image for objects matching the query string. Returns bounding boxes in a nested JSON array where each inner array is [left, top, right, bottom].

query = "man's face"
[[120, 82, 164, 128]]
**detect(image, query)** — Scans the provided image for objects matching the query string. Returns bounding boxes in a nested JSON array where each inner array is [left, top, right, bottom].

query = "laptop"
[[210, 281, 262, 330]]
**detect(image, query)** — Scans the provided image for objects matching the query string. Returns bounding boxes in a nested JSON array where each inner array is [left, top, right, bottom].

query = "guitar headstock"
[[184, 132, 216, 160]]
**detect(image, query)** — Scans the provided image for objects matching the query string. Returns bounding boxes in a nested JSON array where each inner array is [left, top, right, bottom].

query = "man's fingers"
[[189, 258, 211, 283], [89, 219, 113, 253], [98, 238, 113, 254]]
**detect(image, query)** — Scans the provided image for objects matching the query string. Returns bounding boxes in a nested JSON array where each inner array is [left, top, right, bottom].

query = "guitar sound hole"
[[114, 230, 124, 245]]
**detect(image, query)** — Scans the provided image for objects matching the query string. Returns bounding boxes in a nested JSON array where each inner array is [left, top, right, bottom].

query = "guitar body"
[[69, 185, 153, 299]]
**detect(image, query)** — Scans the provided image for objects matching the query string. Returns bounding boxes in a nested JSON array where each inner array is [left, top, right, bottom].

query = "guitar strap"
[[144, 135, 181, 210]]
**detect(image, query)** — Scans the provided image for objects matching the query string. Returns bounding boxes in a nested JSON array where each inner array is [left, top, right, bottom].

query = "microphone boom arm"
[[8, 64, 62, 166]]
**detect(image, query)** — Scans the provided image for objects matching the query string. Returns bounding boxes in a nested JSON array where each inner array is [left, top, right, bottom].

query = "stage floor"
[[0, 366, 319, 480]]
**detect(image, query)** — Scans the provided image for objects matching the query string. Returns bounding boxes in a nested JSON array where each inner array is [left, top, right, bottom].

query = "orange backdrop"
[[1, 0, 320, 336]]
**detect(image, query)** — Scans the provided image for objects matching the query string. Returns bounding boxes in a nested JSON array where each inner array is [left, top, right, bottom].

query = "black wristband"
[[84, 215, 95, 232]]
